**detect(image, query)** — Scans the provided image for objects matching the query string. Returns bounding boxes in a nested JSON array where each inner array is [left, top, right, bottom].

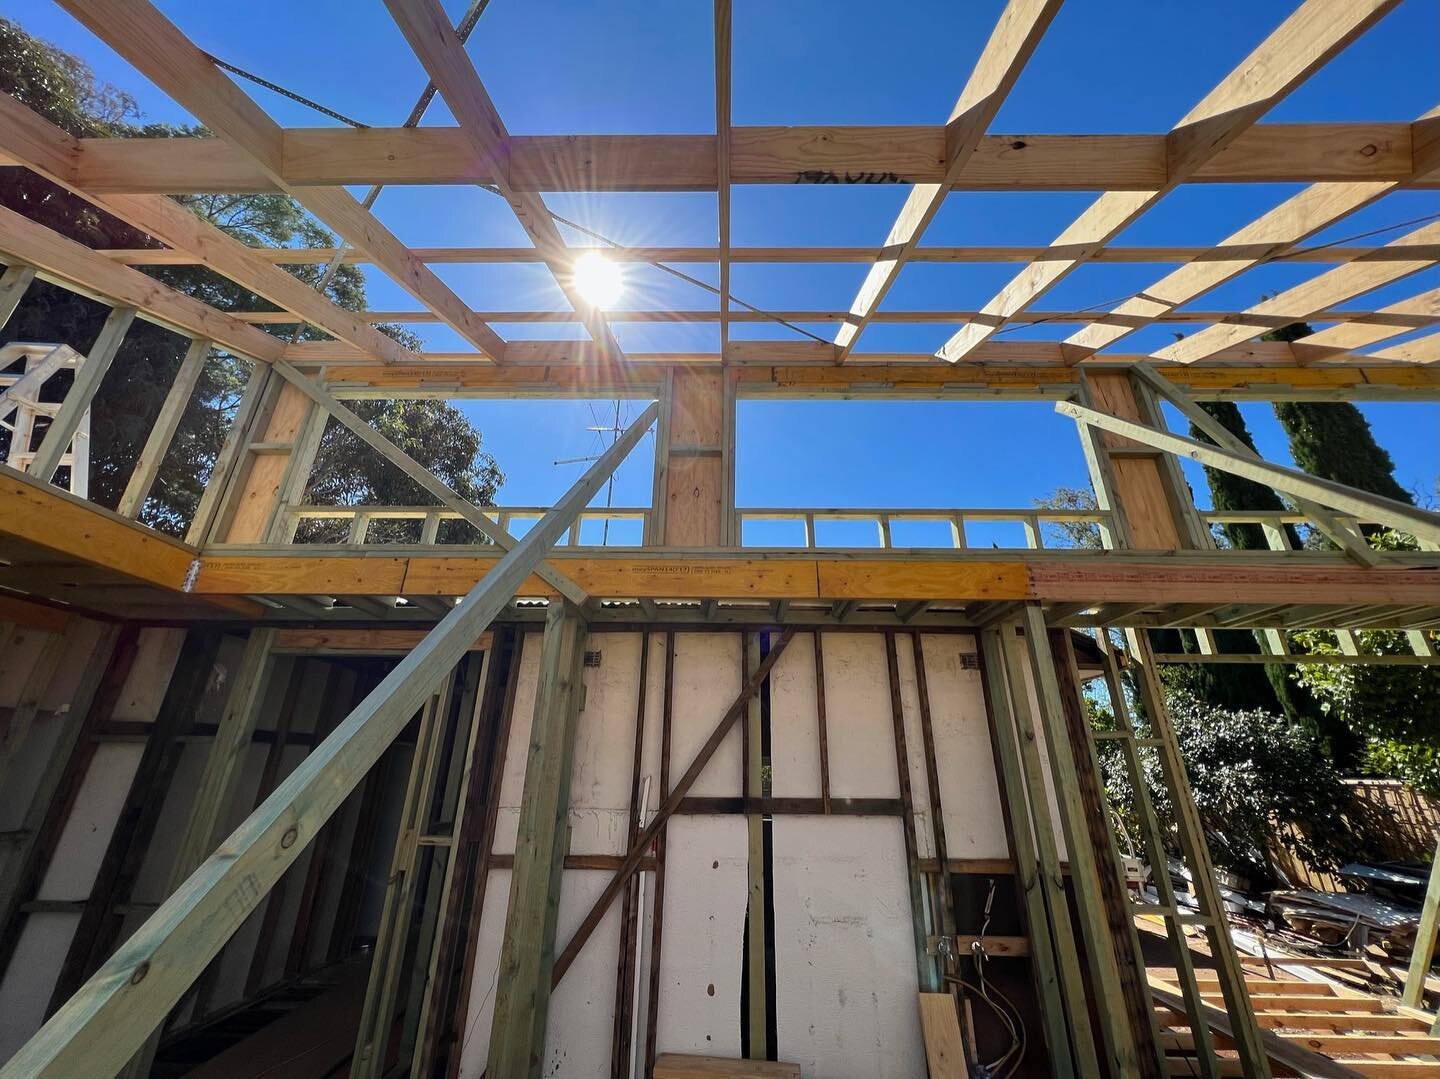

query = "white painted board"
[[772, 816, 924, 1078]]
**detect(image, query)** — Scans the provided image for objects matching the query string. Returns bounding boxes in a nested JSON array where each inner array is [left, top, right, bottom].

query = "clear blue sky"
[[7, 0, 1438, 522]]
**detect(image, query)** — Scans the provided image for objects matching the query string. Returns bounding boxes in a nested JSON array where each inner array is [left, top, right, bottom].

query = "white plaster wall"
[[655, 815, 747, 1059], [458, 866, 510, 1078], [920, 633, 1009, 860], [668, 633, 742, 798], [569, 632, 644, 856], [0, 913, 79, 1060], [768, 632, 821, 798], [456, 629, 1034, 1076], [820, 634, 901, 799], [772, 816, 924, 1078]]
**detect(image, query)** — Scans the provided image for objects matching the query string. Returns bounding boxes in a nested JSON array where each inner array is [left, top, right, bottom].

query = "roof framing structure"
[[0, 0, 1431, 388]]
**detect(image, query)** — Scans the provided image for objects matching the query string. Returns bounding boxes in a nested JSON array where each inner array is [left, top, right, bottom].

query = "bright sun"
[[571, 250, 624, 309]]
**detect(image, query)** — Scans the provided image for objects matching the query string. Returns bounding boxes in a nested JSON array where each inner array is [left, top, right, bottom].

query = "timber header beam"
[[11, 123, 1437, 195]]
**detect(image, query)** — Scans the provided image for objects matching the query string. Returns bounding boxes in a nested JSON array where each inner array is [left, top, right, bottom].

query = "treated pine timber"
[[1093, 629, 1219, 1075], [0, 262, 37, 324], [291, 358, 1440, 400], [227, 304, 1440, 327], [1126, 631, 1272, 1075], [1402, 840, 1440, 1009], [1064, 175, 1402, 356], [182, 550, 1440, 608], [1293, 286, 1440, 356], [1128, 362, 1378, 565], [35, 123, 1439, 194], [486, 600, 588, 1079], [652, 1056, 800, 1079], [715, 0, 732, 357], [116, 337, 210, 518], [834, 0, 1061, 360], [1052, 628, 1166, 1078], [352, 673, 457, 1079], [54, 0, 508, 361], [98, 243, 1440, 269], [974, 629, 1072, 1076], [1019, 609, 1144, 1075], [27, 304, 134, 481], [935, 0, 1402, 363], [993, 623, 1100, 1072], [269, 361, 590, 604], [1057, 400, 1440, 544], [1148, 981, 1361, 1079], [0, 403, 656, 1079]]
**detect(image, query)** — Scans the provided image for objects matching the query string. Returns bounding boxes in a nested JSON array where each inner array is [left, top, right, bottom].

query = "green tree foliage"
[[0, 18, 501, 534], [1265, 321, 1414, 509], [1192, 400, 1300, 551], [1032, 485, 1104, 549], [1091, 685, 1370, 881]]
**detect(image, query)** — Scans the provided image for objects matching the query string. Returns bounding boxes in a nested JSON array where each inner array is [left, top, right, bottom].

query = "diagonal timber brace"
[[270, 361, 589, 606], [547, 627, 797, 988], [0, 402, 658, 1079], [1128, 362, 1379, 566], [1056, 399, 1440, 546]]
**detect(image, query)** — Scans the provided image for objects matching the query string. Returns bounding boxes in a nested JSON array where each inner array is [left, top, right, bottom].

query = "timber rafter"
[[0, 0, 1428, 388]]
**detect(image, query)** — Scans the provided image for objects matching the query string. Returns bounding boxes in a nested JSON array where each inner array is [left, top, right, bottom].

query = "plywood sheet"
[[771, 817, 924, 1078], [655, 815, 747, 1059]]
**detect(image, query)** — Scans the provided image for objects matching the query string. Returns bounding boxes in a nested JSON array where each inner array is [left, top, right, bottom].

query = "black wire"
[[203, 43, 827, 347], [203, 48, 1440, 353], [988, 209, 1440, 341]]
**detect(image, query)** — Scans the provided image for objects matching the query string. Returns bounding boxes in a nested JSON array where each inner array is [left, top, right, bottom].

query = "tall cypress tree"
[[1263, 321, 1411, 766], [1268, 322, 1414, 510], [1193, 401, 1301, 551]]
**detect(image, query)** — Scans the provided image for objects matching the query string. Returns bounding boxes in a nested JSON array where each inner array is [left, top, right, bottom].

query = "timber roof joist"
[[0, 0, 1431, 388]]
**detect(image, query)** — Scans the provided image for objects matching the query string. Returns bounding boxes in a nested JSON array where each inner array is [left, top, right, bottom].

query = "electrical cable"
[[202, 37, 827, 347], [945, 878, 1027, 1078], [204, 51, 1440, 357]]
